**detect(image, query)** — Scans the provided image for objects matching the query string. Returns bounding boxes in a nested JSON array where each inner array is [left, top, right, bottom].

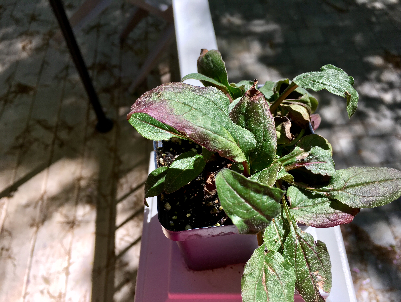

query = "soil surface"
[[155, 138, 233, 231]]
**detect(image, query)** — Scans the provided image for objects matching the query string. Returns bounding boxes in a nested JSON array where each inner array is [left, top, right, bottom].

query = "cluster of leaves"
[[127, 50, 401, 302]]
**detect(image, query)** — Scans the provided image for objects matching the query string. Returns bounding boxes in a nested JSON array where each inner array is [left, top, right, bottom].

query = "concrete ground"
[[0, 0, 400, 301]]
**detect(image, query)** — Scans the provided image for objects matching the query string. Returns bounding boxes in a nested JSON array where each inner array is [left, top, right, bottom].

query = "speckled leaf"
[[250, 161, 282, 187], [128, 113, 182, 141], [287, 186, 359, 227], [303, 147, 335, 176], [279, 135, 334, 176], [197, 49, 243, 99], [315, 167, 401, 208], [242, 246, 296, 302], [279, 146, 335, 177], [263, 215, 288, 252], [215, 168, 283, 234], [283, 209, 332, 302], [145, 166, 168, 197], [230, 86, 277, 172], [165, 150, 205, 194], [293, 64, 359, 118], [128, 82, 256, 162]]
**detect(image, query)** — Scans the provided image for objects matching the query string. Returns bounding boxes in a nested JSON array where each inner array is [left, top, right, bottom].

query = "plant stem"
[[270, 83, 298, 114], [242, 161, 250, 177], [257, 231, 264, 246], [282, 197, 294, 226]]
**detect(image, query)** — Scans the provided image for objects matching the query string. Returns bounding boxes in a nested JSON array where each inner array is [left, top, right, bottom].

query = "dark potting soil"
[[155, 138, 233, 231]]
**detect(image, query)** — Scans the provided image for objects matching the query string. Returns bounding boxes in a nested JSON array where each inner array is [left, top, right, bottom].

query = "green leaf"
[[165, 150, 206, 194], [314, 167, 401, 208], [128, 82, 256, 162], [303, 147, 335, 176], [250, 161, 282, 187], [277, 166, 294, 183], [258, 81, 275, 100], [287, 186, 359, 227], [281, 103, 310, 127], [230, 85, 277, 172], [242, 246, 296, 302], [279, 147, 335, 177], [197, 49, 243, 99], [215, 168, 283, 234], [228, 96, 242, 113], [201, 147, 215, 161], [181, 72, 228, 90], [234, 80, 254, 93], [279, 135, 335, 177], [296, 88, 318, 113], [293, 64, 359, 118], [275, 117, 293, 144], [263, 215, 288, 252], [145, 166, 168, 197], [283, 208, 332, 302], [297, 134, 333, 155], [272, 79, 291, 100], [128, 113, 181, 141]]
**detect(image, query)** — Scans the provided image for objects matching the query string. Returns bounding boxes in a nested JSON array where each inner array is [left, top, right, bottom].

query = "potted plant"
[[127, 49, 401, 302]]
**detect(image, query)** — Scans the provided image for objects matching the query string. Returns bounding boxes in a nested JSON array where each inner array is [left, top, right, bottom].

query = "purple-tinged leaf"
[[242, 246, 296, 302], [279, 135, 335, 177], [128, 82, 256, 162], [280, 147, 335, 177], [315, 167, 401, 208], [283, 207, 332, 302], [215, 168, 283, 234], [230, 85, 277, 173], [310, 114, 321, 130], [287, 186, 360, 227]]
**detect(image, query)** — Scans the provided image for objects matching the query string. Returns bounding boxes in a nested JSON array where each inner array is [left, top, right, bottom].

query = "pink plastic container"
[[161, 220, 259, 270], [154, 141, 259, 270]]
